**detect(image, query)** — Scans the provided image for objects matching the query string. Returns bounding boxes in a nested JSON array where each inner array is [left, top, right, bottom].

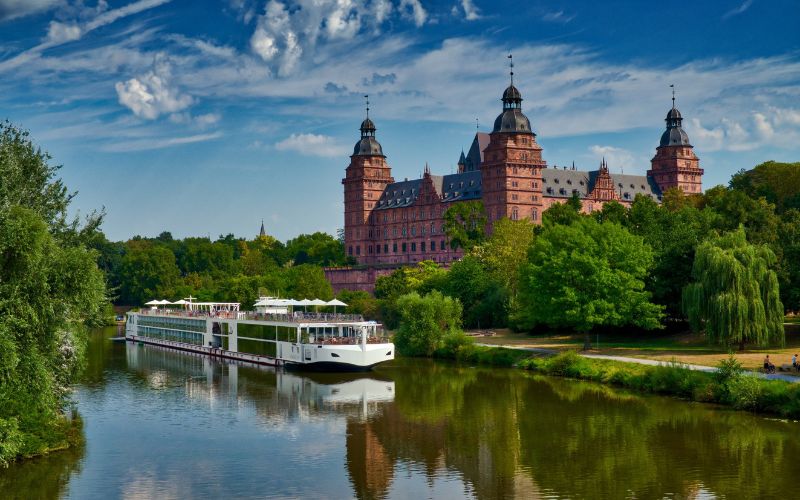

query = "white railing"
[[136, 308, 366, 324]]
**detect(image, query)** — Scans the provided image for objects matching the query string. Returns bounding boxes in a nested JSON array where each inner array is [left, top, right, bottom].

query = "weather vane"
[[670, 84, 675, 108], [364, 94, 369, 118], [475, 117, 479, 130], [508, 53, 514, 85]]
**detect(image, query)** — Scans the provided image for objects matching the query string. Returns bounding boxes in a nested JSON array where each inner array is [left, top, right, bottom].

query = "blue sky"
[[1, 0, 799, 242]]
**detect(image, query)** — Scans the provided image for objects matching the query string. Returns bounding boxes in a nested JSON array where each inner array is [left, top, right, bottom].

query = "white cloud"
[[687, 106, 800, 152], [248, 0, 426, 77], [0, 0, 61, 21], [0, 0, 171, 72], [115, 56, 194, 119], [104, 132, 223, 152], [723, 0, 752, 20], [588, 145, 635, 172], [458, 0, 480, 21], [46, 21, 82, 44], [399, 0, 426, 26], [274, 133, 347, 157], [542, 10, 575, 23]]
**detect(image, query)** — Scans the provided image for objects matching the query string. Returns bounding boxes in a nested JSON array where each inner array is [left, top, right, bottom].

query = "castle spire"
[[508, 53, 514, 86], [670, 84, 675, 109]]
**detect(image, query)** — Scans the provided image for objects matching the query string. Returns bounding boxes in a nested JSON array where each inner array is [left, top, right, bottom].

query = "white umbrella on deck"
[[298, 299, 312, 312], [327, 298, 347, 314], [144, 299, 160, 306]]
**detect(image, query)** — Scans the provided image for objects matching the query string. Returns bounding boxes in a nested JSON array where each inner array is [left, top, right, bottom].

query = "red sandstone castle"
[[327, 72, 703, 292]]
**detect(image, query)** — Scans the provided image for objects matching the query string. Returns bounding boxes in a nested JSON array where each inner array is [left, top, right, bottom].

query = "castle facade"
[[327, 75, 703, 292]]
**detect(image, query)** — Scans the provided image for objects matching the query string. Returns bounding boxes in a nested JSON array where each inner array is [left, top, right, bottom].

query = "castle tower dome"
[[492, 55, 533, 134], [353, 95, 384, 156], [660, 106, 692, 147]]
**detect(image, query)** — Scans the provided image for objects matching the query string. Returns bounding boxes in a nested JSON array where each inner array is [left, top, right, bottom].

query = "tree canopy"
[[515, 217, 664, 336], [0, 123, 106, 464], [443, 200, 487, 251], [683, 228, 784, 349]]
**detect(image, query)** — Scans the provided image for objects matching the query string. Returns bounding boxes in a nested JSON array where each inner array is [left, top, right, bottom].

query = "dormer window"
[[567, 179, 572, 185]]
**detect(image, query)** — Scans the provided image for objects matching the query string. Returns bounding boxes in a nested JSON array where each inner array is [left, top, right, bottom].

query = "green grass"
[[518, 351, 800, 418]]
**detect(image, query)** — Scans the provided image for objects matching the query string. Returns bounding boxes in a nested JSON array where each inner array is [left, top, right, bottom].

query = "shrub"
[[393, 291, 463, 357], [727, 376, 763, 411]]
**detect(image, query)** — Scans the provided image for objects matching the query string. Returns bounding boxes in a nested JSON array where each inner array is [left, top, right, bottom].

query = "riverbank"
[[473, 324, 800, 377], [437, 339, 800, 419]]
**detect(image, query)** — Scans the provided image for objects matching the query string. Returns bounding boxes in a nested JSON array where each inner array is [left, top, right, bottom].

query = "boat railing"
[[136, 308, 366, 324], [308, 336, 390, 345]]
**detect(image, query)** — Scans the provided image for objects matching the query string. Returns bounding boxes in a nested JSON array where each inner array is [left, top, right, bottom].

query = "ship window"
[[331, 353, 340, 358]]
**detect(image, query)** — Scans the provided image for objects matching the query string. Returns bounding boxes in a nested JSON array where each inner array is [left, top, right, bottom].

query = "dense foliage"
[[683, 228, 784, 348], [94, 231, 348, 306], [393, 291, 464, 356], [515, 217, 664, 336], [0, 122, 105, 465]]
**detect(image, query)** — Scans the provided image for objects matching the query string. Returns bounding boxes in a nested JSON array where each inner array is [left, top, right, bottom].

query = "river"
[[1, 327, 798, 499]]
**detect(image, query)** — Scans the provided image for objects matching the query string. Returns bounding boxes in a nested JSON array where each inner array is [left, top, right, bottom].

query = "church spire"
[[259, 219, 266, 237]]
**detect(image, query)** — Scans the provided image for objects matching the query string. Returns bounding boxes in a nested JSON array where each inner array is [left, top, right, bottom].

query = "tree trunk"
[[583, 332, 592, 351], [739, 339, 745, 352]]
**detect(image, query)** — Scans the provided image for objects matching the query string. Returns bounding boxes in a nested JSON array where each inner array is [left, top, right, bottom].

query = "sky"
[[1, 0, 799, 242]]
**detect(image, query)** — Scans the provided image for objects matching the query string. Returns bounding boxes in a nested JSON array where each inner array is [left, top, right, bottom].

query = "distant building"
[[259, 219, 266, 238], [326, 70, 703, 292]]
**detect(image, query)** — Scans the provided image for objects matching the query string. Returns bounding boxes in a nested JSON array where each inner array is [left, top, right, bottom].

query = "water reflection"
[[1, 328, 799, 499]]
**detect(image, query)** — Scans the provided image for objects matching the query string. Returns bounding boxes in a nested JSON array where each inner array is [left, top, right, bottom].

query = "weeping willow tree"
[[682, 227, 784, 349]]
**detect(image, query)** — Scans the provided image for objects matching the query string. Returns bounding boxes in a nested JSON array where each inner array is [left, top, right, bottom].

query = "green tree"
[[515, 218, 663, 347], [777, 209, 800, 312], [284, 232, 349, 266], [394, 291, 463, 356], [117, 240, 180, 305], [285, 264, 333, 300], [443, 201, 487, 251], [729, 161, 800, 214], [444, 256, 507, 328], [542, 195, 583, 227], [682, 228, 784, 349], [0, 122, 105, 464], [472, 218, 535, 305]]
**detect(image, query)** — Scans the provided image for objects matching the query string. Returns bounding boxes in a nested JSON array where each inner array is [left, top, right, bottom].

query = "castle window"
[[393, 243, 397, 253], [393, 228, 397, 236], [470, 180, 475, 186], [624, 192, 631, 199], [431, 223, 436, 234], [384, 214, 387, 222], [421, 241, 426, 252], [384, 244, 389, 253], [411, 242, 416, 252], [554, 178, 559, 184], [559, 188, 566, 195], [512, 194, 518, 200], [356, 246, 360, 255], [368, 245, 372, 254], [532, 209, 538, 221], [348, 246, 353, 256], [641, 185, 646, 189], [384, 229, 388, 239], [402, 227, 407, 236], [460, 182, 464, 188], [630, 184, 635, 189], [579, 181, 584, 186], [441, 240, 446, 250], [546, 187, 553, 194], [411, 226, 416, 236], [402, 243, 407, 252], [618, 183, 623, 188], [376, 245, 380, 254], [511, 207, 519, 221], [567, 179, 572, 185]]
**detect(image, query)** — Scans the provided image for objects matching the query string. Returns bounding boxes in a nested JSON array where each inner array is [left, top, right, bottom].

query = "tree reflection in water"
[[2, 329, 799, 500]]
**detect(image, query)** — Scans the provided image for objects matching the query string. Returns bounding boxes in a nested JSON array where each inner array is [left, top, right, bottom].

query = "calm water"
[[2, 327, 799, 499]]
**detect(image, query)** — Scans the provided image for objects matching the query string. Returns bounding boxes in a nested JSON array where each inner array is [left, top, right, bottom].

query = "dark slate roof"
[[374, 178, 422, 209], [353, 137, 384, 156], [464, 132, 490, 171], [660, 127, 691, 147], [492, 109, 533, 133], [541, 167, 662, 201], [374, 171, 482, 210], [439, 171, 482, 202], [503, 84, 522, 101]]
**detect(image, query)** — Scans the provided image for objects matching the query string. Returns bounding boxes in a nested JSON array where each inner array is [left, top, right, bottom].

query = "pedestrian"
[[794, 353, 799, 372]]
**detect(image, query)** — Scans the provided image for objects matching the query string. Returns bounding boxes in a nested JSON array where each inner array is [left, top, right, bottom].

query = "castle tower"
[[342, 100, 394, 263], [481, 56, 546, 228], [647, 91, 703, 194]]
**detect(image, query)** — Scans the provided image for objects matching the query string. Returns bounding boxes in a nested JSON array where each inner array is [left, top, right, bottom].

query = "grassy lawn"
[[473, 322, 800, 375]]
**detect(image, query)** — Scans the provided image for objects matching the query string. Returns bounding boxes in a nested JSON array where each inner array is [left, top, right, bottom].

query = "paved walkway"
[[477, 343, 800, 383]]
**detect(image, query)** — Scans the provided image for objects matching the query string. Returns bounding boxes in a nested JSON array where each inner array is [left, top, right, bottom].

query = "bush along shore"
[[431, 340, 800, 419]]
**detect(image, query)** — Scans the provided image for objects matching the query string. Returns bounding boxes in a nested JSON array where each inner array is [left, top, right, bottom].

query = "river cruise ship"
[[125, 298, 394, 371]]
